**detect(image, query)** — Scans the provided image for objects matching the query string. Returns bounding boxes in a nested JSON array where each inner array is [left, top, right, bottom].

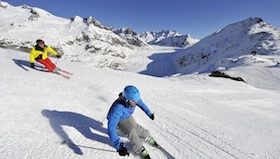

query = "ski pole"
[[62, 141, 117, 153], [55, 57, 59, 64]]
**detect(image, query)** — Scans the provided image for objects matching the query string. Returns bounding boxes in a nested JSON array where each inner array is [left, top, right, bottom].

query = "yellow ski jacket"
[[30, 45, 58, 63]]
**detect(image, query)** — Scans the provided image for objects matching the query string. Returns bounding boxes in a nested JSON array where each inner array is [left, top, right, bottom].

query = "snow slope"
[[1, 47, 280, 159]]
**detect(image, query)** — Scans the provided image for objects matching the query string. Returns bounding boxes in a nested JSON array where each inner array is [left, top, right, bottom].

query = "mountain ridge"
[[1, 1, 280, 86], [139, 30, 199, 48]]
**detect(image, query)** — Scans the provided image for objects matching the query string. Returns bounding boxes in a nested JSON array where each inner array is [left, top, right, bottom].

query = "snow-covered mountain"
[[1, 1, 280, 90], [139, 30, 199, 48], [175, 17, 280, 73], [0, 1, 148, 70], [172, 17, 280, 89], [113, 27, 149, 47]]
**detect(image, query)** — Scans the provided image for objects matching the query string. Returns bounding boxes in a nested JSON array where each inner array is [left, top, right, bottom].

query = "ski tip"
[[60, 74, 70, 79]]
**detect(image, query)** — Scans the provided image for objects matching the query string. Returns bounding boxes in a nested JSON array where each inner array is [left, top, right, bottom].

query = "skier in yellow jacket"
[[30, 39, 61, 73]]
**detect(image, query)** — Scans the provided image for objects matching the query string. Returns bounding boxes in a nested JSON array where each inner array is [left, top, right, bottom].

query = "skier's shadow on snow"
[[41, 109, 111, 155], [13, 59, 48, 72]]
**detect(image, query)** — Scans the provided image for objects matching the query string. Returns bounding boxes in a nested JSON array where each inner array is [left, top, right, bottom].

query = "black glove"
[[149, 113, 155, 120], [118, 144, 129, 156], [56, 54, 61, 58], [30, 63, 35, 68]]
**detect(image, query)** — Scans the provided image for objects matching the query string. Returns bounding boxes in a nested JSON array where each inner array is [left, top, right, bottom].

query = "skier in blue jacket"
[[107, 85, 157, 159]]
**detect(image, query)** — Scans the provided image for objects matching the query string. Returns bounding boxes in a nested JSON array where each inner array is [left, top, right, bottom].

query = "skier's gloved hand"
[[56, 54, 61, 58], [149, 113, 155, 120], [30, 63, 35, 68], [118, 143, 129, 156]]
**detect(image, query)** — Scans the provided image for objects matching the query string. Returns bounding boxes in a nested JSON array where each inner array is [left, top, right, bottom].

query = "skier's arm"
[[107, 106, 123, 150], [46, 46, 59, 56], [137, 99, 153, 116], [30, 48, 35, 63]]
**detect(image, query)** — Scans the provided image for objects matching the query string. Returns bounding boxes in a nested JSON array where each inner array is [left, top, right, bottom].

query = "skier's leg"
[[36, 59, 49, 71], [118, 117, 145, 154], [127, 116, 150, 139], [126, 116, 158, 147], [45, 58, 58, 72], [37, 58, 57, 72]]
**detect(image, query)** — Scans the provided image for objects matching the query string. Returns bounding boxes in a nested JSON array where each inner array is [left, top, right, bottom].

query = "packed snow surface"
[[1, 46, 280, 159]]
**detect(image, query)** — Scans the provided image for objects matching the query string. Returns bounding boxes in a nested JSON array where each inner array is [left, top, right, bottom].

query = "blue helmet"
[[122, 85, 140, 101]]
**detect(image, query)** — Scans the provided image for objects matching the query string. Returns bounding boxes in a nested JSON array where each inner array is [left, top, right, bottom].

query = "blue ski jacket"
[[107, 96, 153, 151]]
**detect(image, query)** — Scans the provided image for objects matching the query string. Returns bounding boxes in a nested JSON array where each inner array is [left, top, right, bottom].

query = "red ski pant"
[[36, 58, 57, 72]]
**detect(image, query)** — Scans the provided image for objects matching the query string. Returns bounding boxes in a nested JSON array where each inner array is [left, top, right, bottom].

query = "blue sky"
[[6, 0, 280, 39]]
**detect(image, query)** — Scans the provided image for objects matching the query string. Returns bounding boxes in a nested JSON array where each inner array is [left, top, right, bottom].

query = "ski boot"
[[139, 146, 151, 159], [146, 136, 159, 148]]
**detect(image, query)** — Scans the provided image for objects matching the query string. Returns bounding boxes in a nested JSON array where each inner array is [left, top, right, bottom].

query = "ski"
[[60, 73, 70, 79], [59, 69, 73, 75], [156, 146, 175, 159], [57, 72, 70, 79], [53, 69, 73, 79], [148, 143, 176, 159]]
